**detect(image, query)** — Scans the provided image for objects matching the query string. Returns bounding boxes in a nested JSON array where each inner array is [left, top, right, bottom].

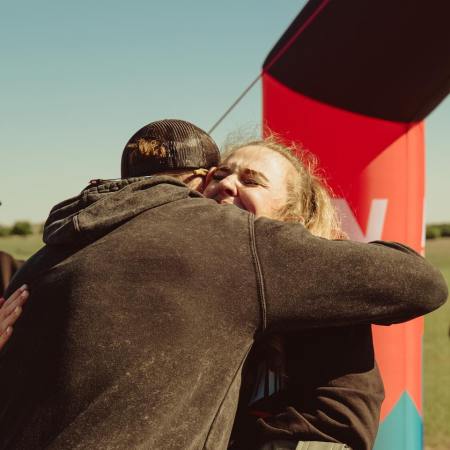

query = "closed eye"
[[212, 173, 227, 181], [212, 167, 232, 181], [242, 168, 269, 187], [242, 178, 261, 186]]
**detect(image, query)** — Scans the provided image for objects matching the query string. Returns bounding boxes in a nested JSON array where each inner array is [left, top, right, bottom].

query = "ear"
[[204, 167, 217, 188], [187, 176, 205, 193]]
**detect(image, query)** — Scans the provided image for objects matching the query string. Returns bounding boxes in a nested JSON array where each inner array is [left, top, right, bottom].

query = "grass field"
[[423, 238, 450, 450], [0, 233, 449, 448], [0, 233, 43, 261]]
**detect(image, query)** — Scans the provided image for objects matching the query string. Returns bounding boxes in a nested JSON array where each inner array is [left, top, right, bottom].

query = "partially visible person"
[[0, 251, 23, 297], [1, 199, 27, 347], [0, 251, 27, 351], [0, 284, 28, 351]]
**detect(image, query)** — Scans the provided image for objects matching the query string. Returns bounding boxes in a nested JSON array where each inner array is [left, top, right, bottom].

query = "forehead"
[[222, 145, 293, 177]]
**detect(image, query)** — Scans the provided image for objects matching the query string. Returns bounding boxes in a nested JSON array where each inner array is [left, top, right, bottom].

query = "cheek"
[[238, 190, 268, 215], [245, 190, 286, 218], [203, 182, 218, 198]]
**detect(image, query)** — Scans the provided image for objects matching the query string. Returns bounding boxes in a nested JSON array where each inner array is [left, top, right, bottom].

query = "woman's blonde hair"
[[222, 134, 342, 239]]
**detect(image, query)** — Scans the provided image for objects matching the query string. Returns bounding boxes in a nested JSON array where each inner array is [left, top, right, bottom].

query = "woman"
[[203, 136, 382, 450]]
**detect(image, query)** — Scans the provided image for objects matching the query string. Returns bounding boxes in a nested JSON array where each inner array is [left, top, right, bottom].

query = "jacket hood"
[[43, 176, 202, 246]]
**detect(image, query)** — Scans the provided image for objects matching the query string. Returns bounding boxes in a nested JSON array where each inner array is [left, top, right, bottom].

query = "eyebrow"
[[216, 165, 270, 184], [215, 165, 232, 174]]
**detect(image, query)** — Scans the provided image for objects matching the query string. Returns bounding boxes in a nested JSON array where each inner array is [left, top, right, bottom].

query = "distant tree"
[[440, 224, 450, 237], [0, 225, 10, 237], [426, 225, 442, 240], [10, 221, 33, 236]]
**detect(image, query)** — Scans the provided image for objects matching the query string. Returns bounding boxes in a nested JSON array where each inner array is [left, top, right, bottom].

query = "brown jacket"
[[0, 177, 447, 449]]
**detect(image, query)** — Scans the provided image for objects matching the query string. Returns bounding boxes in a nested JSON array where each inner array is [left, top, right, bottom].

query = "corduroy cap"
[[121, 119, 220, 178]]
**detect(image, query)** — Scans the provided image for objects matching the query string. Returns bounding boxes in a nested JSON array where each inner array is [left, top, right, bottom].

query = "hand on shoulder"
[[0, 285, 28, 350]]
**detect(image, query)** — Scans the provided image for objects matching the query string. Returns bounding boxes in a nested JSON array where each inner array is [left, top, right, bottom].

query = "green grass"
[[0, 233, 449, 448], [0, 233, 44, 261], [424, 238, 450, 450]]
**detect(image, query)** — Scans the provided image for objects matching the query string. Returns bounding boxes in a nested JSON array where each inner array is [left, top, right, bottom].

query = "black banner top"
[[264, 0, 450, 122]]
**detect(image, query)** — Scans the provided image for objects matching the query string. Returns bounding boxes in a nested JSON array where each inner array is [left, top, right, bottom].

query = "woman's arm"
[[0, 285, 28, 350], [231, 326, 382, 450]]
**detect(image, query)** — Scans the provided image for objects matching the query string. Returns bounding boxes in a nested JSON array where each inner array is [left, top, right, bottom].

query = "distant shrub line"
[[426, 223, 450, 240], [0, 221, 34, 237], [1, 221, 449, 240]]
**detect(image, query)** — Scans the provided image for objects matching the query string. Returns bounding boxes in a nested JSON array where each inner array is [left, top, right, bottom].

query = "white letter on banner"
[[333, 199, 388, 242]]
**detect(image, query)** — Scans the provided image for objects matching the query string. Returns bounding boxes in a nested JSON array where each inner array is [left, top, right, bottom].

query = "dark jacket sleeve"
[[256, 326, 384, 450], [253, 218, 448, 330], [229, 326, 383, 450]]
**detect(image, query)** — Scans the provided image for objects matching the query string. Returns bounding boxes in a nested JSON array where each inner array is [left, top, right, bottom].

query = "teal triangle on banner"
[[374, 392, 422, 450]]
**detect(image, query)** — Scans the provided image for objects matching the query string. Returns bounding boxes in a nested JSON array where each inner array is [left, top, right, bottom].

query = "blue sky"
[[0, 0, 449, 224]]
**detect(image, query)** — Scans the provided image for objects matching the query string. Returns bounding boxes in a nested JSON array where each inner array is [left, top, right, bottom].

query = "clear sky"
[[1, 0, 449, 224]]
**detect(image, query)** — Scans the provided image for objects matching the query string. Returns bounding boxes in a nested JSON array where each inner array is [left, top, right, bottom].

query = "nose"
[[218, 175, 238, 197]]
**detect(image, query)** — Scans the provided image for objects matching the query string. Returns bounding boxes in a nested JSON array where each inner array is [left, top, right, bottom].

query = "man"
[[1, 119, 447, 449]]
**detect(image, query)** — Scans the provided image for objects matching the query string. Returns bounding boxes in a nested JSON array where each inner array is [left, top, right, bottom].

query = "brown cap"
[[121, 119, 220, 178]]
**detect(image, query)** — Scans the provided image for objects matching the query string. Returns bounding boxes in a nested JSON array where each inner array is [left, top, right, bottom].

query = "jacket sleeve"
[[253, 217, 448, 331], [255, 326, 384, 450]]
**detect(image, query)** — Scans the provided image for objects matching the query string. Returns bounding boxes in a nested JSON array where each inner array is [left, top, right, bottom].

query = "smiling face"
[[203, 145, 296, 219]]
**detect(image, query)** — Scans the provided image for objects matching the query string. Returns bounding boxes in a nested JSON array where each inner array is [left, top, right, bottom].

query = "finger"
[[3, 285, 28, 306], [0, 306, 22, 334], [2, 290, 28, 318], [0, 326, 13, 351], [0, 298, 5, 308]]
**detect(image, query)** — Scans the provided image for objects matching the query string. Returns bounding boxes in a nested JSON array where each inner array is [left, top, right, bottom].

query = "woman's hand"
[[0, 285, 28, 350]]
